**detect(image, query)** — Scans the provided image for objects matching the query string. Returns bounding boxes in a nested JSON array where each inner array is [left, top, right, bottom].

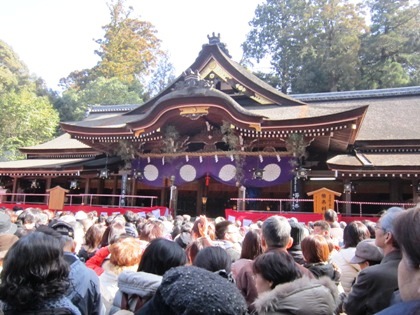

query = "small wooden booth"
[[307, 187, 341, 214], [47, 186, 69, 211]]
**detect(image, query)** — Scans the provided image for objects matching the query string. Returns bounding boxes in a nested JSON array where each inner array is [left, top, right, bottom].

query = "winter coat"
[[64, 252, 102, 315], [254, 276, 339, 315], [109, 271, 162, 315], [331, 247, 360, 294], [375, 300, 420, 315], [1, 296, 81, 315], [304, 262, 341, 282], [344, 250, 402, 315]]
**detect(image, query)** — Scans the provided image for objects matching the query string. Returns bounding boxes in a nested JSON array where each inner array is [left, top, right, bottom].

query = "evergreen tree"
[[359, 0, 420, 88], [0, 40, 59, 161]]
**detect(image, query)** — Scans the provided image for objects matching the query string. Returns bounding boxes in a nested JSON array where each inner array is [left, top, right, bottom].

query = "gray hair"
[[262, 216, 291, 248], [380, 207, 404, 234]]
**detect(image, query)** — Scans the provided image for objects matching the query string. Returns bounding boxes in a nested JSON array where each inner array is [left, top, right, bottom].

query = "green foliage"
[[243, 0, 418, 92], [0, 88, 59, 161], [359, 0, 420, 88], [55, 76, 144, 121], [0, 41, 59, 161], [0, 39, 30, 93], [293, 0, 367, 92], [220, 121, 240, 150], [243, 0, 309, 93], [95, 0, 163, 84]]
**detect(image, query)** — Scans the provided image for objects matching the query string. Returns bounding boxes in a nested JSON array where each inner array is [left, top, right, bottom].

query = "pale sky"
[[0, 0, 265, 91]]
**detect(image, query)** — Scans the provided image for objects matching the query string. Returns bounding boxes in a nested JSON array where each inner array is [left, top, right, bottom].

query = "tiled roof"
[[292, 86, 420, 102], [20, 133, 91, 150], [328, 153, 420, 167]]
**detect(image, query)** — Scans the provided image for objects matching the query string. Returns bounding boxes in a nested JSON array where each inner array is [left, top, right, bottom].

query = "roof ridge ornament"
[[174, 69, 213, 90], [206, 32, 232, 57]]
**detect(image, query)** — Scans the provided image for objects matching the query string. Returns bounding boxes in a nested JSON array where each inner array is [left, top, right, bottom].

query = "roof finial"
[[205, 33, 231, 58], [207, 32, 221, 45]]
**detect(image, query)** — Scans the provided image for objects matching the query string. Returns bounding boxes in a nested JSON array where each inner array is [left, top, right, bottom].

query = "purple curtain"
[[132, 155, 294, 188]]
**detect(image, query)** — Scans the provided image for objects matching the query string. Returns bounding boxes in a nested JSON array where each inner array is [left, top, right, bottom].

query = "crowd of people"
[[0, 204, 418, 315]]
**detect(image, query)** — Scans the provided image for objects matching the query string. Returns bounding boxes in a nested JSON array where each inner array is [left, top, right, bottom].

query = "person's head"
[[252, 251, 302, 294], [301, 234, 330, 264], [312, 220, 330, 237], [138, 220, 165, 242], [84, 223, 107, 250], [193, 246, 232, 275], [362, 219, 376, 239], [0, 231, 70, 310], [342, 220, 371, 248], [100, 221, 126, 247], [215, 220, 241, 244], [123, 210, 137, 224], [324, 209, 338, 224], [289, 221, 307, 248], [109, 236, 143, 273], [49, 220, 76, 252], [261, 216, 292, 250], [240, 228, 263, 260], [192, 215, 209, 239], [185, 239, 206, 264], [139, 266, 248, 314], [349, 239, 384, 270], [393, 206, 420, 301], [375, 207, 404, 251], [138, 238, 187, 275]]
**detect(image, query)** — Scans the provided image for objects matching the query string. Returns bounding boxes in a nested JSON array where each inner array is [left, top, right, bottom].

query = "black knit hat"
[[289, 221, 305, 247], [138, 266, 248, 315]]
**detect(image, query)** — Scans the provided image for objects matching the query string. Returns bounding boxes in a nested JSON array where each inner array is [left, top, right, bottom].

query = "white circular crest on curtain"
[[263, 163, 281, 182], [219, 164, 236, 182], [144, 164, 159, 181], [180, 164, 197, 182]]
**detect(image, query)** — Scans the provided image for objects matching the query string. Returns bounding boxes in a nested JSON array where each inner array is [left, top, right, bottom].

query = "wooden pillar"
[[130, 177, 136, 206], [343, 179, 352, 215], [44, 177, 52, 203], [11, 177, 18, 202], [111, 176, 118, 206], [83, 178, 90, 205]]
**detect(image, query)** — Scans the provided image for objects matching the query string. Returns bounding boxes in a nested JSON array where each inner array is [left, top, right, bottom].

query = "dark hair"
[[193, 246, 231, 273], [138, 238, 187, 275], [362, 220, 376, 239], [252, 251, 302, 289], [240, 229, 263, 260], [343, 221, 370, 248], [301, 234, 330, 263], [215, 220, 233, 240], [123, 210, 137, 223], [0, 232, 70, 310], [394, 206, 420, 268]]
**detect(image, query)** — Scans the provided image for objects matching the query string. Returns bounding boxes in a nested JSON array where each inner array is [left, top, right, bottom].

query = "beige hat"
[[0, 234, 19, 259], [350, 239, 384, 264]]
